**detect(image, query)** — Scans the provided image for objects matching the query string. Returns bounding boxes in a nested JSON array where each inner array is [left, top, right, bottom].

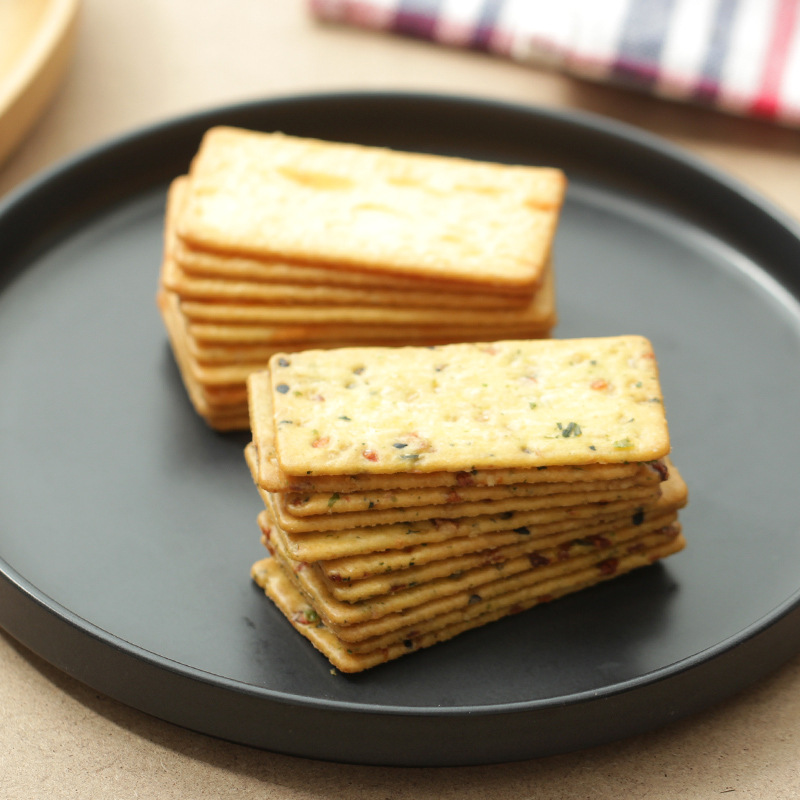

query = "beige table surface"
[[2, 1, 800, 796]]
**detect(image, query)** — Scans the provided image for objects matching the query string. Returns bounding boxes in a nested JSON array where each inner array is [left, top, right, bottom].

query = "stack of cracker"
[[157, 126, 566, 430], [246, 336, 687, 673]]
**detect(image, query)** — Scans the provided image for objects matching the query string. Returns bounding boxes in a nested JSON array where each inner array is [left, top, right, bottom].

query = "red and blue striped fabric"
[[310, 0, 800, 127]]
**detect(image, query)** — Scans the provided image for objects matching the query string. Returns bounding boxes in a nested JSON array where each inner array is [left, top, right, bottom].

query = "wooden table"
[[2, 2, 800, 796]]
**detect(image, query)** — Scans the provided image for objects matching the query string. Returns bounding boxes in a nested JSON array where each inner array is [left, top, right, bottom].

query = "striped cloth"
[[310, 0, 800, 127]]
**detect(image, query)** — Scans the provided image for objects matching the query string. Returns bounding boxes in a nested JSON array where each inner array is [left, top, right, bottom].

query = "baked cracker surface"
[[269, 336, 670, 476]]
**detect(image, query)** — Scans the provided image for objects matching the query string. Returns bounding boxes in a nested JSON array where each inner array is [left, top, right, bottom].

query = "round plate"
[[2, 93, 800, 767]]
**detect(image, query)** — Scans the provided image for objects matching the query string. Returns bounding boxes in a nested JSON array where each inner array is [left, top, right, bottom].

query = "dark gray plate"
[[2, 93, 800, 767]]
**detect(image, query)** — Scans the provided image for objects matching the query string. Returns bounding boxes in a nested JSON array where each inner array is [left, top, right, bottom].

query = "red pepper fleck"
[[528, 552, 550, 568], [456, 471, 475, 487], [509, 603, 524, 614], [445, 490, 462, 503], [557, 542, 572, 561], [536, 594, 555, 603], [591, 378, 608, 390], [587, 534, 613, 549], [312, 436, 330, 448], [362, 449, 379, 462], [598, 558, 619, 575]]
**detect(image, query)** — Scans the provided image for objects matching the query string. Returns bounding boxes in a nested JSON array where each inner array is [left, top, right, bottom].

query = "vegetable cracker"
[[267, 336, 669, 475]]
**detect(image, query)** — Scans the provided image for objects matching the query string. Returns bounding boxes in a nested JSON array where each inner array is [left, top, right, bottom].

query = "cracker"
[[188, 321, 550, 346], [317, 461, 686, 582], [165, 253, 533, 309], [175, 262, 556, 326], [282, 465, 660, 517], [247, 381, 651, 493], [267, 481, 662, 534], [306, 525, 685, 641], [324, 511, 679, 602], [256, 493, 655, 562], [171, 178, 541, 296], [252, 527, 684, 672], [176, 239, 538, 295], [342, 527, 685, 655], [266, 499, 679, 611], [268, 336, 669, 476], [257, 522, 685, 644], [247, 401, 648, 494], [178, 127, 566, 288]]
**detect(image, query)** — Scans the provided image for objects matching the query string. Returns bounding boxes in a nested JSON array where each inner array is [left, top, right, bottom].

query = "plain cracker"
[[178, 127, 566, 288]]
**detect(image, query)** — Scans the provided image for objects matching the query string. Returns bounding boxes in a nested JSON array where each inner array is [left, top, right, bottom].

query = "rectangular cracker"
[[267, 482, 662, 534], [256, 492, 657, 563], [176, 239, 538, 295], [170, 178, 542, 296], [252, 527, 684, 672], [188, 321, 551, 346], [258, 522, 685, 641], [247, 393, 649, 493], [162, 183, 534, 310], [177, 127, 566, 288], [166, 260, 533, 308], [175, 261, 556, 327], [316, 461, 686, 582], [264, 499, 679, 614], [268, 336, 670, 475], [322, 511, 680, 603], [281, 464, 661, 516]]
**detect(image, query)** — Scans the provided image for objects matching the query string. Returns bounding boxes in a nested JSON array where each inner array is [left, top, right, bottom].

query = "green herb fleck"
[[557, 421, 582, 438], [614, 438, 633, 449], [327, 493, 340, 508]]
